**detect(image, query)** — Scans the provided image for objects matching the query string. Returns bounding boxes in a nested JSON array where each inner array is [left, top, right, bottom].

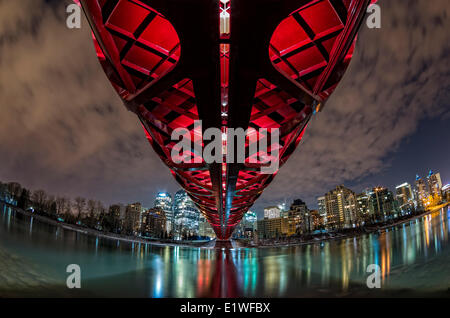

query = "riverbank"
[[0, 201, 214, 249], [2, 201, 448, 250], [238, 203, 450, 248]]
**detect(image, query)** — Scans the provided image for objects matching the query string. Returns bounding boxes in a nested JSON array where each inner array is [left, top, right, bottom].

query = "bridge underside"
[[79, 0, 371, 239]]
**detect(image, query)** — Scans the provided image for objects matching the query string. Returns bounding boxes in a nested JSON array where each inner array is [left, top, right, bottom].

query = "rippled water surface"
[[1, 203, 449, 297]]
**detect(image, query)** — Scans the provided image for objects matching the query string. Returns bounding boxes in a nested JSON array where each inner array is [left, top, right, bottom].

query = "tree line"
[[0, 180, 121, 232]]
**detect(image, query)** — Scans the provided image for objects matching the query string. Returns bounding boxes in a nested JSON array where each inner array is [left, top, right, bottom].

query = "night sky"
[[0, 0, 449, 218]]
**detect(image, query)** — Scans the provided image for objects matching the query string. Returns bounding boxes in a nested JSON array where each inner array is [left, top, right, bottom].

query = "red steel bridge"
[[78, 0, 374, 240]]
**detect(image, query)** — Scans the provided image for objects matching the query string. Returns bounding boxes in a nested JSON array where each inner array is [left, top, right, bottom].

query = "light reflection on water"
[[0, 203, 449, 297]]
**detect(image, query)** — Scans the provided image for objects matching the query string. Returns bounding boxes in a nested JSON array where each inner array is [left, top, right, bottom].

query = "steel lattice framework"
[[78, 0, 373, 240]]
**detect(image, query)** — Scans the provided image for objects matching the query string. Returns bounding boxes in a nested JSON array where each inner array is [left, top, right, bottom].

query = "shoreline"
[[1, 202, 214, 249], [239, 203, 449, 248], [2, 201, 448, 249]]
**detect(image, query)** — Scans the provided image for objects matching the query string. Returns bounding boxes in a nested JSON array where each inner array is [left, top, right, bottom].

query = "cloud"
[[0, 0, 448, 213], [0, 0, 178, 205]]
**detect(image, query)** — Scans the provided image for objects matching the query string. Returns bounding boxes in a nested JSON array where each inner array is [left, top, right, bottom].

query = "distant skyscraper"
[[427, 170, 442, 197], [415, 175, 429, 206], [124, 202, 143, 236], [108, 204, 125, 233], [257, 218, 284, 239], [288, 199, 309, 234], [356, 193, 370, 222], [154, 192, 173, 234], [141, 207, 166, 238], [317, 196, 327, 218], [243, 211, 257, 231], [173, 190, 200, 237], [278, 202, 289, 217], [234, 211, 258, 238], [324, 185, 357, 229], [199, 214, 216, 238], [395, 182, 413, 206], [369, 187, 396, 221], [264, 206, 281, 219]]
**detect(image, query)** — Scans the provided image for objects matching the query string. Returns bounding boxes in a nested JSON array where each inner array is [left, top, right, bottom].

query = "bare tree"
[[32, 190, 47, 211], [87, 199, 96, 218], [74, 197, 86, 220], [55, 197, 68, 215]]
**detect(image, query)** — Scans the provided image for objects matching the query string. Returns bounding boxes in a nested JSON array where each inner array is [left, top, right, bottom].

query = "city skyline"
[[2, 165, 447, 223]]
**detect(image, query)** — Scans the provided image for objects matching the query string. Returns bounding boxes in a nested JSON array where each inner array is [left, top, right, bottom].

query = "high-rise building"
[[288, 199, 309, 234], [173, 190, 200, 238], [234, 211, 258, 238], [257, 217, 285, 239], [395, 182, 413, 206], [324, 185, 357, 229], [264, 206, 281, 219], [278, 202, 289, 217], [356, 193, 370, 222], [108, 204, 125, 233], [141, 207, 166, 238], [415, 175, 429, 207], [243, 211, 257, 234], [317, 196, 327, 224], [199, 214, 216, 239], [343, 192, 358, 228], [427, 170, 442, 197], [369, 187, 396, 221], [154, 192, 173, 234], [124, 202, 143, 236]]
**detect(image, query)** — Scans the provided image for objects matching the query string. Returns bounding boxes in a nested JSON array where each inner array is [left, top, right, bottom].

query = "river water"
[[0, 203, 449, 297]]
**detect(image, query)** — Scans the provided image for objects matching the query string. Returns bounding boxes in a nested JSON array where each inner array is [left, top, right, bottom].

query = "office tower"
[[108, 204, 125, 233], [415, 175, 429, 206], [308, 210, 322, 230], [317, 196, 327, 224], [395, 182, 413, 206], [243, 211, 258, 237], [154, 192, 173, 234], [199, 214, 216, 239], [234, 211, 258, 238], [257, 217, 284, 239], [124, 202, 143, 236], [369, 187, 396, 221], [356, 193, 371, 222], [324, 185, 357, 230], [173, 190, 200, 238], [288, 199, 310, 234], [141, 207, 166, 238], [427, 170, 442, 197]]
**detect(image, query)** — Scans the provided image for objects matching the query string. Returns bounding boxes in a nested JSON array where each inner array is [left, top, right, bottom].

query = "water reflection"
[[0, 204, 449, 297]]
